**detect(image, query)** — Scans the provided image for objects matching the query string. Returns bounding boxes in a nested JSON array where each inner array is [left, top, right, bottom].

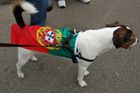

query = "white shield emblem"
[[45, 31, 55, 43]]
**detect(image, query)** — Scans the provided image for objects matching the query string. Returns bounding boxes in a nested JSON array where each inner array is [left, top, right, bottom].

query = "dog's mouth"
[[122, 38, 138, 49], [122, 38, 139, 49], [121, 44, 130, 49]]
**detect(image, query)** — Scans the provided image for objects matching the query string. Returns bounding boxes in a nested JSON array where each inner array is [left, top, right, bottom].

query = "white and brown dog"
[[12, 1, 138, 87]]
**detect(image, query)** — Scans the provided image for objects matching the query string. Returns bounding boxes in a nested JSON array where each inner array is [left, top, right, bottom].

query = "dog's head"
[[106, 21, 138, 49]]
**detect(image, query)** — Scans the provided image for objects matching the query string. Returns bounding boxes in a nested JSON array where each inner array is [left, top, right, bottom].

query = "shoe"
[[80, 0, 90, 4], [58, 0, 66, 8]]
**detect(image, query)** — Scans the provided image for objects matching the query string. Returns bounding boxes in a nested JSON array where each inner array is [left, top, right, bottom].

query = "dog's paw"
[[17, 72, 24, 78], [30, 56, 38, 62], [84, 71, 89, 76], [79, 80, 87, 87]]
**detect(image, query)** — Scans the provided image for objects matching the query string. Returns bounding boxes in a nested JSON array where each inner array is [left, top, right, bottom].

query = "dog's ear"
[[113, 34, 123, 48], [106, 21, 119, 27], [106, 21, 127, 29], [112, 28, 124, 48]]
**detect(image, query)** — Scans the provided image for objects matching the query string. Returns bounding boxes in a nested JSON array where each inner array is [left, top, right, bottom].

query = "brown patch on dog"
[[106, 21, 136, 49], [112, 27, 136, 49], [121, 31, 136, 49]]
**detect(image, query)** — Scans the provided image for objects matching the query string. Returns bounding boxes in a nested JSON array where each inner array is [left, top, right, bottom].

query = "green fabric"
[[48, 27, 79, 58]]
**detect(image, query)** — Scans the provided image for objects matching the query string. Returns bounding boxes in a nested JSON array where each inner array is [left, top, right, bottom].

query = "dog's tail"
[[12, 0, 38, 28]]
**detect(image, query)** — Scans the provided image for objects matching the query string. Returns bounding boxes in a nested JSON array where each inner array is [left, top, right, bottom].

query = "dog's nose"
[[137, 39, 139, 43]]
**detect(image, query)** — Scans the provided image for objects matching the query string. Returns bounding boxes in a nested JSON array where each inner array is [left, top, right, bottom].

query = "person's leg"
[[47, 0, 53, 12], [26, 0, 48, 26]]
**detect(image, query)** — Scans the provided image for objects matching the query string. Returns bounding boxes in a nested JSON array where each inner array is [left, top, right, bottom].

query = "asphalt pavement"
[[0, 0, 140, 93]]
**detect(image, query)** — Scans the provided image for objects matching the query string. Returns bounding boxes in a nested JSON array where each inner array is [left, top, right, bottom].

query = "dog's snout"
[[137, 39, 139, 43]]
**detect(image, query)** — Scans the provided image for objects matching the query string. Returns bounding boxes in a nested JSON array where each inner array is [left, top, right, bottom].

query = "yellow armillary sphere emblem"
[[36, 26, 62, 50]]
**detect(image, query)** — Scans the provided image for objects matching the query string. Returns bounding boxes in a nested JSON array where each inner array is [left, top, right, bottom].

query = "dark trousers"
[[26, 0, 48, 26]]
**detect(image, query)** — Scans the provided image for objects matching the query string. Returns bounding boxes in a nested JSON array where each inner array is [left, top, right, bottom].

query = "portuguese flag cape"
[[11, 24, 79, 58]]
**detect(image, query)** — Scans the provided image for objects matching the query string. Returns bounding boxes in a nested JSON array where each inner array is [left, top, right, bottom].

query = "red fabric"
[[11, 24, 48, 53]]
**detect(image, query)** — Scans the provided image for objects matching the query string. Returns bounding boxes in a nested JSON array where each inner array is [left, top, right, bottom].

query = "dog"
[[12, 1, 138, 87]]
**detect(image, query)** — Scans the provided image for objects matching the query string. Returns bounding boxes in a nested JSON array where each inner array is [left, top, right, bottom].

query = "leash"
[[0, 43, 59, 47], [0, 43, 35, 47]]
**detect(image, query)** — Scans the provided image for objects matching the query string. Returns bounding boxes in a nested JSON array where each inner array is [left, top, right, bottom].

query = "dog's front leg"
[[77, 60, 92, 87]]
